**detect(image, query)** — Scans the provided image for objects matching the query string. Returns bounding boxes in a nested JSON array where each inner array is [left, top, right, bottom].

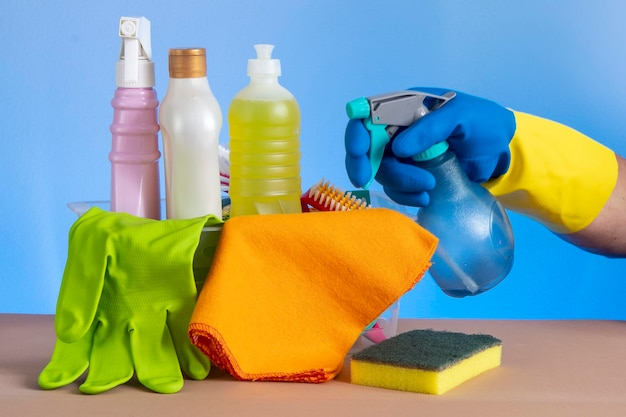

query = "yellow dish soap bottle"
[[228, 44, 302, 216]]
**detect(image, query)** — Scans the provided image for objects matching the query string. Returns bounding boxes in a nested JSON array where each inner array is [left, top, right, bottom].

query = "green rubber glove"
[[38, 207, 220, 394]]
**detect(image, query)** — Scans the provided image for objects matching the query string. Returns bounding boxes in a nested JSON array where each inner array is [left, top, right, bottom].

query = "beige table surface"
[[2, 314, 626, 417]]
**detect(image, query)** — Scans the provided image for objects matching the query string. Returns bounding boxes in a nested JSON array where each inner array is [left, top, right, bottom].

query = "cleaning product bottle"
[[228, 44, 302, 216], [109, 16, 161, 219], [159, 48, 223, 219], [413, 141, 515, 297]]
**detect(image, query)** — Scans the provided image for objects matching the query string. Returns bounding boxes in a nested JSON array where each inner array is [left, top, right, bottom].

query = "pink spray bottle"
[[109, 16, 161, 219]]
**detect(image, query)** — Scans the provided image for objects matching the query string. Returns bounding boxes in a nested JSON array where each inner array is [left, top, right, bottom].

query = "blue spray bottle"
[[346, 90, 514, 297], [412, 140, 514, 297]]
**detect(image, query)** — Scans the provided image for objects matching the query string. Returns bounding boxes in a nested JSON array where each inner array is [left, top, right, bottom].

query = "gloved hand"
[[345, 87, 516, 206], [38, 207, 219, 394]]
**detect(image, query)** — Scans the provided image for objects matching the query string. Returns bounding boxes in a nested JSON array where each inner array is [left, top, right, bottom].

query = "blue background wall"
[[2, 0, 625, 319]]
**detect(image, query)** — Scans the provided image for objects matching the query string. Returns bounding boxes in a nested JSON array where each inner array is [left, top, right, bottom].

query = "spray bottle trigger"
[[118, 17, 152, 85]]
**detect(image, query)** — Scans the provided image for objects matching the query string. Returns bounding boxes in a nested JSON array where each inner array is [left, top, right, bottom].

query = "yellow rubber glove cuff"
[[484, 111, 617, 234]]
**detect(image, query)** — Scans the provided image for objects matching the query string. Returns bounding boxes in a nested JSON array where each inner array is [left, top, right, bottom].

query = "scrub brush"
[[301, 179, 388, 343], [301, 179, 370, 212]]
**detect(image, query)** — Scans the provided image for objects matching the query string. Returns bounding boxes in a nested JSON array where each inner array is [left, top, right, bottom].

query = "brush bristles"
[[302, 179, 370, 211]]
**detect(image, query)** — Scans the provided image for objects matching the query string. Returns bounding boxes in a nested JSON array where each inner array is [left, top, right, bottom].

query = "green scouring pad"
[[351, 329, 502, 395]]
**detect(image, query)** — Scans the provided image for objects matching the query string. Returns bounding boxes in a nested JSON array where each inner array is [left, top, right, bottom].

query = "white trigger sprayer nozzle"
[[116, 16, 154, 88]]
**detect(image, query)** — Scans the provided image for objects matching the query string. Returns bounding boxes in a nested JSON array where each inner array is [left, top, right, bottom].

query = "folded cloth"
[[189, 208, 437, 383]]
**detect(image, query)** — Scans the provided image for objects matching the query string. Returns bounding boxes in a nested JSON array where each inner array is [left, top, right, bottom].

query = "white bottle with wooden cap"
[[159, 48, 223, 219]]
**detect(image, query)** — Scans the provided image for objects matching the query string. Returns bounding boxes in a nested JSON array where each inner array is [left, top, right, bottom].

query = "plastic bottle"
[[109, 16, 161, 219], [159, 48, 223, 219], [413, 141, 515, 297], [228, 44, 302, 216]]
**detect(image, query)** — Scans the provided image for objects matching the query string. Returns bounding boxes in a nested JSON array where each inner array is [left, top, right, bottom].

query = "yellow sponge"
[[351, 329, 502, 395]]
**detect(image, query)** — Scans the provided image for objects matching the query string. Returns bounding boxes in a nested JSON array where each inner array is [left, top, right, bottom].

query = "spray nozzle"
[[247, 44, 281, 76], [116, 16, 155, 88]]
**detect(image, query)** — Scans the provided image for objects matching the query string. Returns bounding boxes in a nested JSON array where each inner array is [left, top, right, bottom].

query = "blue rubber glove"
[[345, 87, 516, 206]]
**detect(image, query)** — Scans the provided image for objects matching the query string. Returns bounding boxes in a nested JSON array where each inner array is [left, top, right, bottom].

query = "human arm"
[[555, 154, 626, 257], [345, 88, 626, 257]]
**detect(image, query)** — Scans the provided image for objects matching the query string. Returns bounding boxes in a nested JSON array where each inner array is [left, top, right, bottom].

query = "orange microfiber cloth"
[[189, 208, 438, 383]]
